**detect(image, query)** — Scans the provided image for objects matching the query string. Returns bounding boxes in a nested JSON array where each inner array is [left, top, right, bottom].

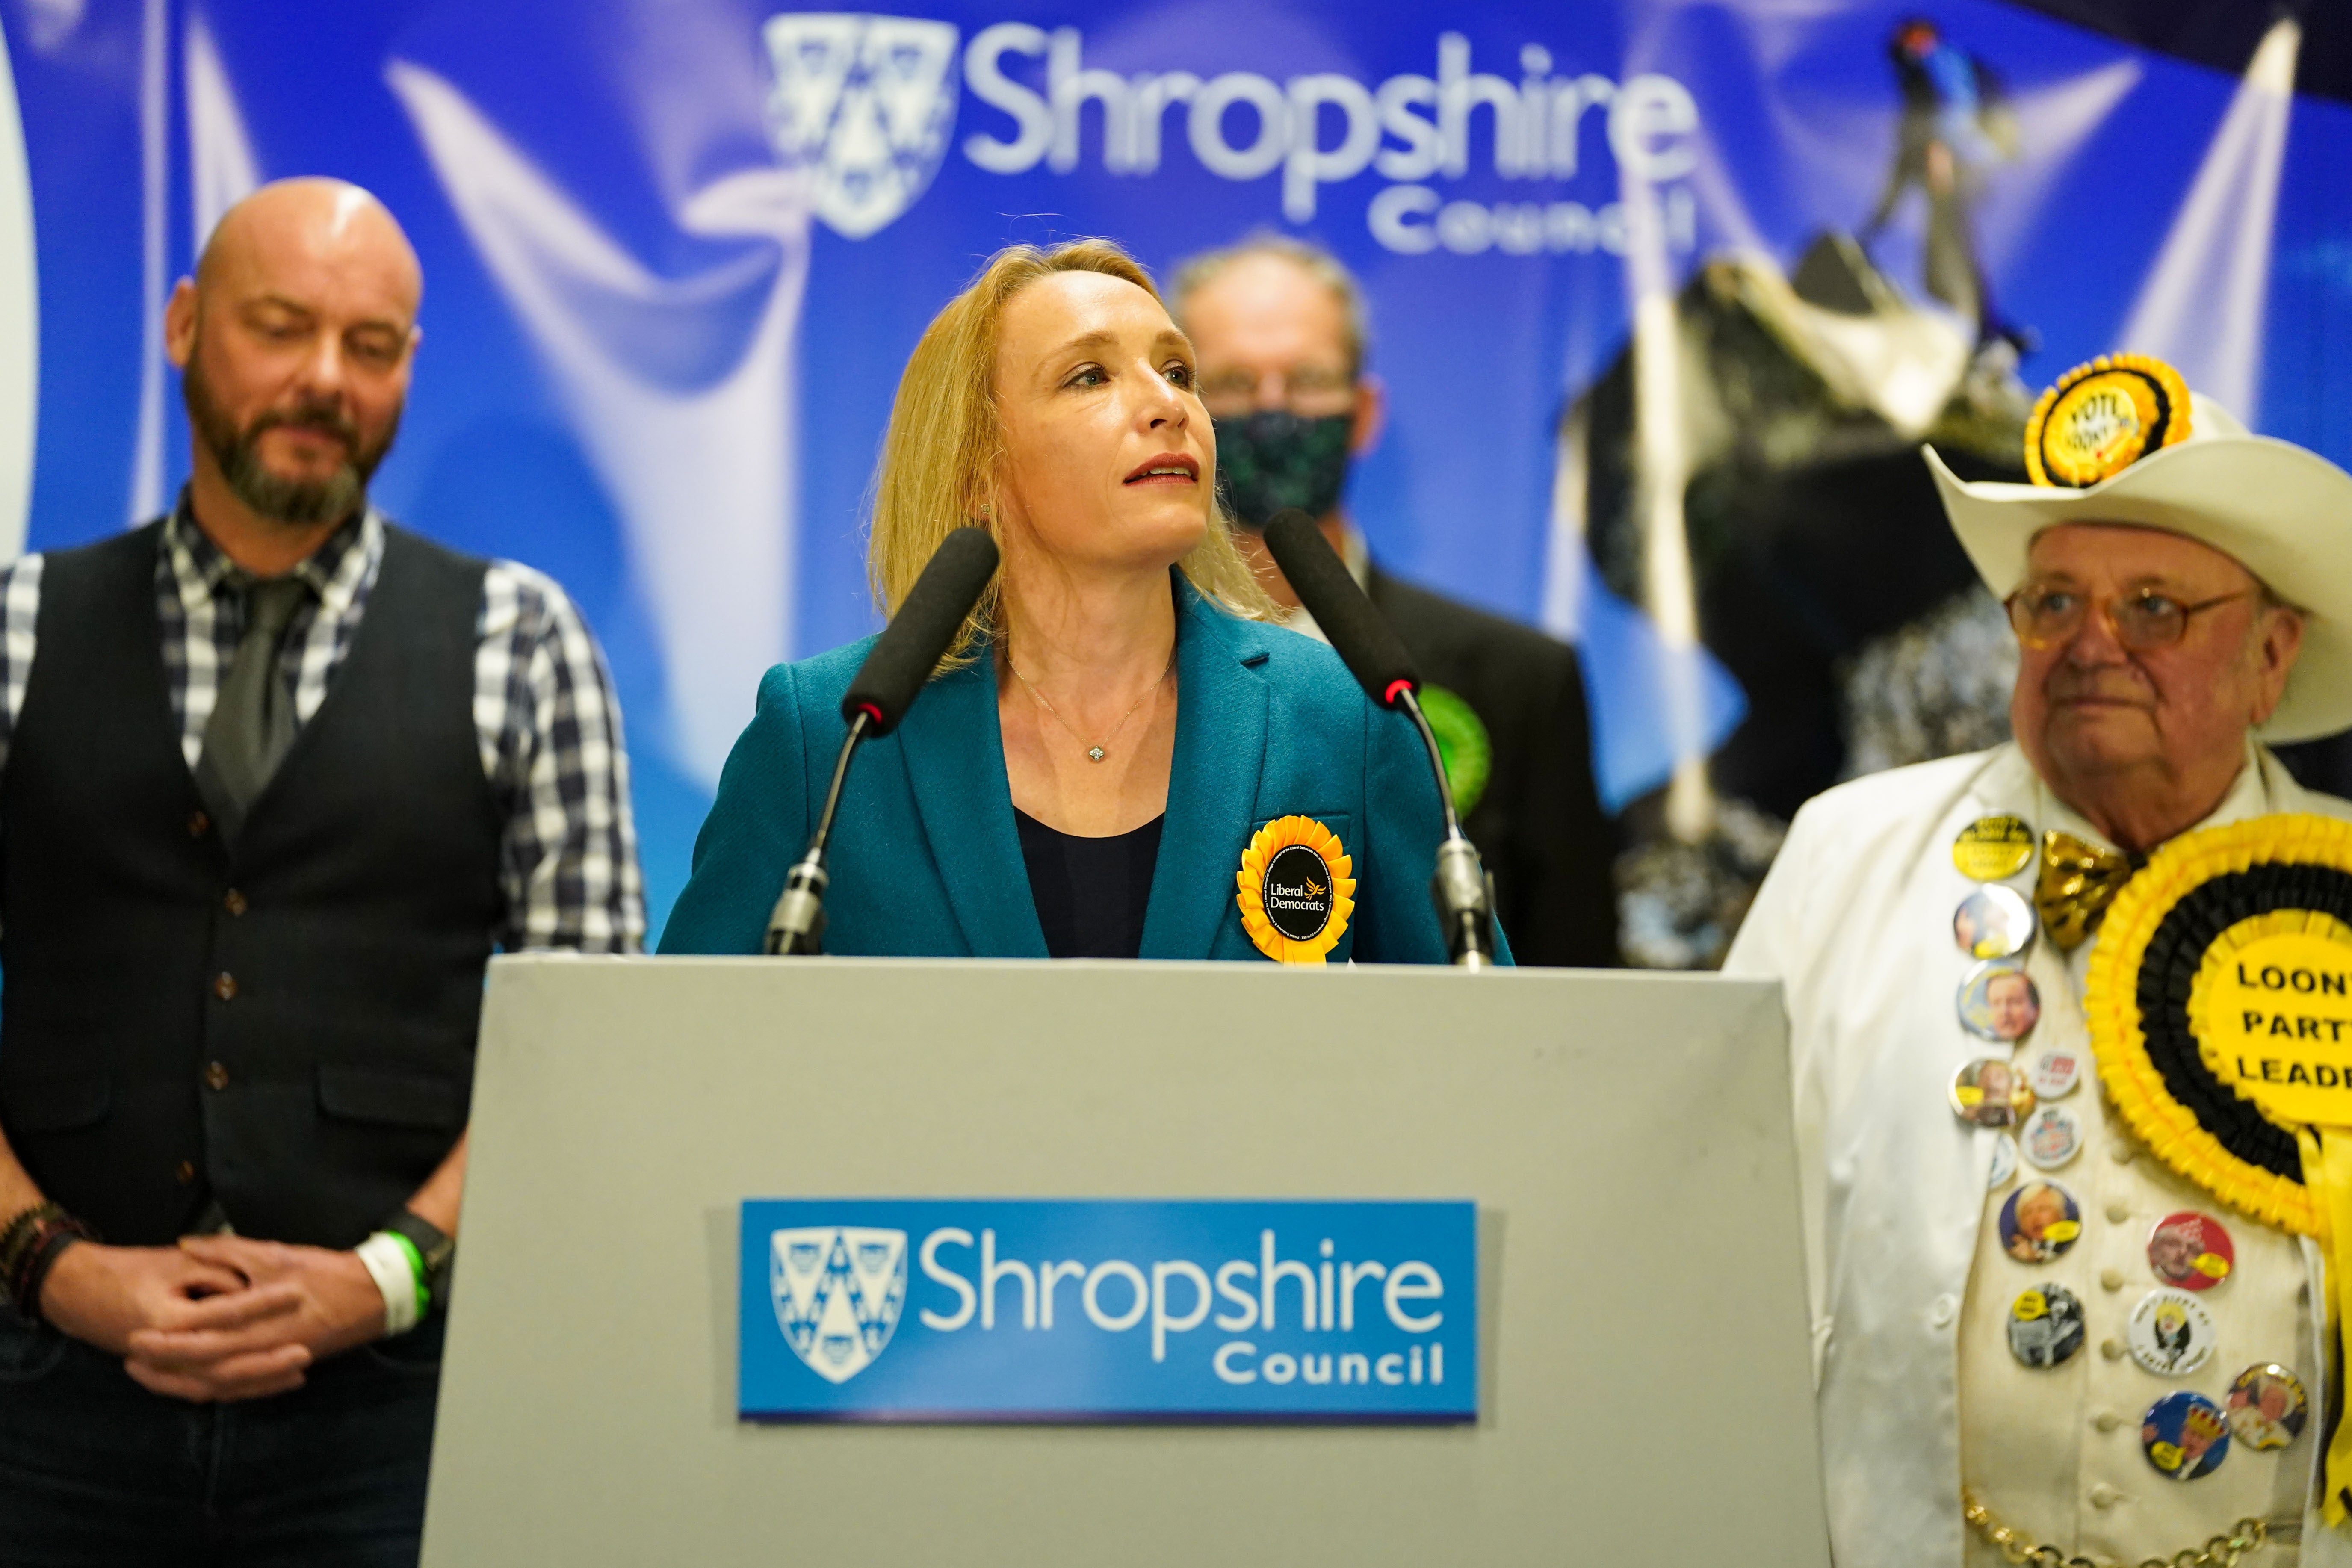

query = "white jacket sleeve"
[[1723, 800, 1835, 1384]]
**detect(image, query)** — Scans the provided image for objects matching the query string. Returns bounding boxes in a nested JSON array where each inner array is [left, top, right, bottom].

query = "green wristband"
[[386, 1230, 433, 1317]]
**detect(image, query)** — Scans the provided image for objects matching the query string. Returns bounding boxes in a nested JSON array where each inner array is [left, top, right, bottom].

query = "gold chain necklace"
[[1962, 1488, 2274, 1568], [1007, 646, 1174, 764]]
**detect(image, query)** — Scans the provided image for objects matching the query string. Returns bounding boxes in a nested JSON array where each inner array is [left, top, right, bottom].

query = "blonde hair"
[[866, 238, 1276, 664]]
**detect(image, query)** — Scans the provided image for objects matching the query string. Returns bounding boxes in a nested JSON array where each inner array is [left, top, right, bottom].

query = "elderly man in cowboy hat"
[[1725, 354, 2352, 1568]]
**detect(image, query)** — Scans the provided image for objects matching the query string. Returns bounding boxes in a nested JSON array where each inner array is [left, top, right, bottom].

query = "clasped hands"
[[38, 1234, 385, 1401]]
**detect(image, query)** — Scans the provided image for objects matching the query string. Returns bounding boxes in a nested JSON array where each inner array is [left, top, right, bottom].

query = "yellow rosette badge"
[[1236, 815, 1356, 964], [2083, 813, 2352, 1521], [2023, 353, 2193, 488]]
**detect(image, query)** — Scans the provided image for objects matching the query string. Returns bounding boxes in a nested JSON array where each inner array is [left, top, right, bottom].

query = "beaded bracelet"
[[0, 1204, 95, 1322], [0, 1203, 59, 1284], [16, 1220, 89, 1323]]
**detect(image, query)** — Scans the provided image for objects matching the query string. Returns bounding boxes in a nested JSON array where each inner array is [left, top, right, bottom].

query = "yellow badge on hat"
[[1237, 815, 1356, 963], [2024, 354, 2194, 488]]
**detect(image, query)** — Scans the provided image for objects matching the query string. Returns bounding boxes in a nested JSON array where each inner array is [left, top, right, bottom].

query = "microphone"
[[1261, 510, 1420, 710], [1262, 509, 1496, 969], [766, 526, 1000, 954], [840, 526, 1004, 736]]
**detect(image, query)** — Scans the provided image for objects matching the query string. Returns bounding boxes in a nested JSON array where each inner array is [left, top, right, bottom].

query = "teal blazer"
[[660, 576, 1511, 965]]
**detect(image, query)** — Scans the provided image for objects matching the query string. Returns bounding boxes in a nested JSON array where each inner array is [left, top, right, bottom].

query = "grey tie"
[[196, 575, 312, 827]]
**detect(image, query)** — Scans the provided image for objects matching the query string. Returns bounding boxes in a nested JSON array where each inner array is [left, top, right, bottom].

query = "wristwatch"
[[382, 1209, 455, 1309]]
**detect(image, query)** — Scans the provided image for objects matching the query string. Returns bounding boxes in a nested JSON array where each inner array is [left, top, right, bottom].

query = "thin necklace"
[[1007, 645, 1174, 763]]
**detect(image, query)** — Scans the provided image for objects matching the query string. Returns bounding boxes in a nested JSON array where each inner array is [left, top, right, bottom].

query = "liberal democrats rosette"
[[2084, 812, 2352, 1519]]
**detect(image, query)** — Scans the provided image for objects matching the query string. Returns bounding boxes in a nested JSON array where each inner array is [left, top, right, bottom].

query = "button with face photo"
[[1954, 884, 2036, 960], [1959, 959, 2041, 1045], [2007, 1284, 2085, 1368], [2146, 1211, 2233, 1292], [1999, 1181, 2081, 1264], [2225, 1364, 2308, 1451], [2128, 1287, 2217, 1377], [2142, 1390, 2230, 1481], [1951, 1057, 2035, 1130]]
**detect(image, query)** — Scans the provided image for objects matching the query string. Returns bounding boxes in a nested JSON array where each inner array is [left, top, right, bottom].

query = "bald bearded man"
[[0, 180, 642, 1563]]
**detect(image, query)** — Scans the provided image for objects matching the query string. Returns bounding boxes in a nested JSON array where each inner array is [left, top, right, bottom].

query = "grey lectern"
[[420, 957, 1828, 1567]]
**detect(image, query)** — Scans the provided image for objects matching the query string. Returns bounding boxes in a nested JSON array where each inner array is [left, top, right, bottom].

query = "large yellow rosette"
[[1235, 815, 1355, 964], [2084, 813, 2352, 1520], [2023, 353, 2194, 488]]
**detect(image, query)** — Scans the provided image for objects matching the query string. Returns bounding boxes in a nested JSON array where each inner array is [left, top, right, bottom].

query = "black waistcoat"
[[0, 520, 501, 1247]]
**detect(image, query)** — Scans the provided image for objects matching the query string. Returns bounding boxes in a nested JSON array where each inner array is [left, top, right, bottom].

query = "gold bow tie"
[[2034, 830, 2139, 951]]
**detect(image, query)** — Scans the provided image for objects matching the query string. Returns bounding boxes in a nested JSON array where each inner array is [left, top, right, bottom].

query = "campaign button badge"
[[2033, 358, 2192, 488], [2128, 1287, 2218, 1377], [1959, 959, 2042, 1045], [2020, 1102, 2082, 1170], [2225, 1364, 2309, 1451], [1952, 1057, 2035, 1130], [1955, 815, 2035, 881], [2027, 1048, 2081, 1100], [1236, 817, 1356, 964], [2142, 1390, 2231, 1481], [1955, 884, 2037, 960], [2147, 1211, 2234, 1292], [1957, 1053, 2032, 1128], [2007, 1284, 2085, 1368], [1999, 1181, 2081, 1264], [1988, 1132, 2018, 1190]]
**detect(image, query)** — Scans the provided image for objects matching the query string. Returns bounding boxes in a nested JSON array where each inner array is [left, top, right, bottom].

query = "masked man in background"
[[1726, 355, 2352, 1566], [1172, 236, 1619, 967], [0, 179, 643, 1564]]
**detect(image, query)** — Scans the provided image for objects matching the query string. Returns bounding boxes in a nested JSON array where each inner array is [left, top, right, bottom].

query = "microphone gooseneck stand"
[[1259, 510, 1496, 969], [762, 525, 1002, 956], [763, 707, 873, 955], [1392, 685, 1497, 969]]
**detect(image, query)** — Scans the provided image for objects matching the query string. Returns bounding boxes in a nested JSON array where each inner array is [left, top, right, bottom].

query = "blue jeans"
[[0, 1308, 442, 1567]]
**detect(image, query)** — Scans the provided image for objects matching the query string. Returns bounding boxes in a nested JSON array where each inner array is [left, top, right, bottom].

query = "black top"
[[0, 520, 500, 1247], [1013, 808, 1164, 960]]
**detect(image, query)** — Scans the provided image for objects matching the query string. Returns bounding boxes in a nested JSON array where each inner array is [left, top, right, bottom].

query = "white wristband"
[[356, 1231, 422, 1336]]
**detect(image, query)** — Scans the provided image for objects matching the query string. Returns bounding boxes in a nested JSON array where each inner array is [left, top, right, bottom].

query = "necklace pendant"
[[1087, 746, 1107, 763]]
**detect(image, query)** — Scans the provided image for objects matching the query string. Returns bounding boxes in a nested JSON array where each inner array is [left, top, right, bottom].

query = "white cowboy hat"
[[1926, 367, 2352, 743]]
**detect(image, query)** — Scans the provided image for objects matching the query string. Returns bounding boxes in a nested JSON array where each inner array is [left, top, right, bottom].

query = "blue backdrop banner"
[[2, 1, 2347, 938], [737, 1198, 1478, 1420]]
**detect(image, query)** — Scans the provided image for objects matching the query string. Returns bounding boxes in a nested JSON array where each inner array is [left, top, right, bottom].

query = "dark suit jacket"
[[1366, 566, 1619, 967]]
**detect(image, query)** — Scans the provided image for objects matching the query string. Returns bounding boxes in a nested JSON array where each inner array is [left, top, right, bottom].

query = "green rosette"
[[1417, 685, 1492, 818]]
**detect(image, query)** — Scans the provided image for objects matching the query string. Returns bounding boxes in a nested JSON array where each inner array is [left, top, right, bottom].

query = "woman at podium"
[[661, 240, 1505, 965]]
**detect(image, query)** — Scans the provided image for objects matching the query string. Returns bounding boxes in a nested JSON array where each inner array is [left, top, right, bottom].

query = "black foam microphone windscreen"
[[1261, 509, 1420, 708], [840, 526, 1001, 734]]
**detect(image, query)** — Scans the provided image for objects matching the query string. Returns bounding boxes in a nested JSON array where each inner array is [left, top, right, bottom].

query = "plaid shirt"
[[0, 501, 644, 953]]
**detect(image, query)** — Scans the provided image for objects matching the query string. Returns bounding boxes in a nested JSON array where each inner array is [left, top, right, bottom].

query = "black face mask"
[[1213, 411, 1353, 529]]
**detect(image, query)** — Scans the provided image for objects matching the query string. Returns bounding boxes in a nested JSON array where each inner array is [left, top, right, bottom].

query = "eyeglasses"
[[1196, 365, 1357, 415], [2003, 585, 2253, 652]]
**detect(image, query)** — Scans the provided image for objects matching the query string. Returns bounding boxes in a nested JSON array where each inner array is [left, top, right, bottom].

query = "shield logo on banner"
[[769, 1227, 909, 1383], [760, 14, 960, 239]]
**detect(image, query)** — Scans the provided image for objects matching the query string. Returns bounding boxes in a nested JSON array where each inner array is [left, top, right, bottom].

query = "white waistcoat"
[[1724, 743, 2352, 1568]]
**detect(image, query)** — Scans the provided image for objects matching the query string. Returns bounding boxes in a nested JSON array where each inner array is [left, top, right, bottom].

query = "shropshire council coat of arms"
[[761, 14, 960, 239], [769, 1225, 909, 1383]]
